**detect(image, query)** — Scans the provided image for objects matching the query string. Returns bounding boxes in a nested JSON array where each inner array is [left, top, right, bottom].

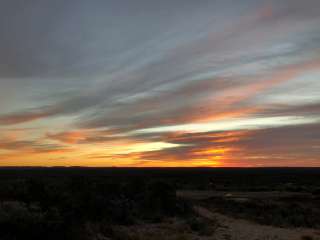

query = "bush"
[[142, 181, 177, 220], [186, 217, 216, 236], [0, 201, 45, 239]]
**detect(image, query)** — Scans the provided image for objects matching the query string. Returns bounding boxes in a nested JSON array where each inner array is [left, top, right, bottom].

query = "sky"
[[0, 0, 320, 167]]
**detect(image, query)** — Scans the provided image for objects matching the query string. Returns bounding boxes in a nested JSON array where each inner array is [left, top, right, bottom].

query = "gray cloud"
[[115, 123, 320, 166], [0, 138, 70, 154], [1, 0, 320, 166]]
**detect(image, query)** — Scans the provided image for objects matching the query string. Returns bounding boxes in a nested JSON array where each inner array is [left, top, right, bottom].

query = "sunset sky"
[[0, 0, 320, 167]]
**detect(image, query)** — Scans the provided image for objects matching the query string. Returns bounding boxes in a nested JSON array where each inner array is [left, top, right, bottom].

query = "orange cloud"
[[47, 131, 87, 144], [196, 57, 320, 123], [0, 111, 52, 125]]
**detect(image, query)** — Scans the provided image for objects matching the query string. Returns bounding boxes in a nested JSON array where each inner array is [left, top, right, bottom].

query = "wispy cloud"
[[0, 0, 320, 166]]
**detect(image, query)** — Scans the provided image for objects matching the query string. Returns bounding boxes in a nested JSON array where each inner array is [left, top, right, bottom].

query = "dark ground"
[[0, 167, 319, 240]]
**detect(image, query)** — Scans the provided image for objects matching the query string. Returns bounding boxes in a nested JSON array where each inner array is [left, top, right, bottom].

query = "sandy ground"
[[194, 205, 320, 240]]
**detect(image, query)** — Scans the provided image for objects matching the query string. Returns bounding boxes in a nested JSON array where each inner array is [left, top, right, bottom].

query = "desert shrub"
[[301, 236, 313, 240], [0, 201, 46, 239], [141, 181, 177, 221], [173, 234, 190, 240], [186, 217, 216, 236], [205, 197, 320, 228], [108, 226, 141, 240], [0, 175, 194, 239]]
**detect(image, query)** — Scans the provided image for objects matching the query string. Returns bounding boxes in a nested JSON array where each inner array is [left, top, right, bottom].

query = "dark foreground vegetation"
[[204, 194, 320, 228], [0, 167, 319, 240]]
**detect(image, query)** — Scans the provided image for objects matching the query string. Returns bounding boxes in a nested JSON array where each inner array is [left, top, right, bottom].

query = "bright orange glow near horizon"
[[0, 0, 320, 167]]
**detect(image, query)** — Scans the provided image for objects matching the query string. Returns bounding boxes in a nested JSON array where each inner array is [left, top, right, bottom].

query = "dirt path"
[[194, 206, 320, 240]]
